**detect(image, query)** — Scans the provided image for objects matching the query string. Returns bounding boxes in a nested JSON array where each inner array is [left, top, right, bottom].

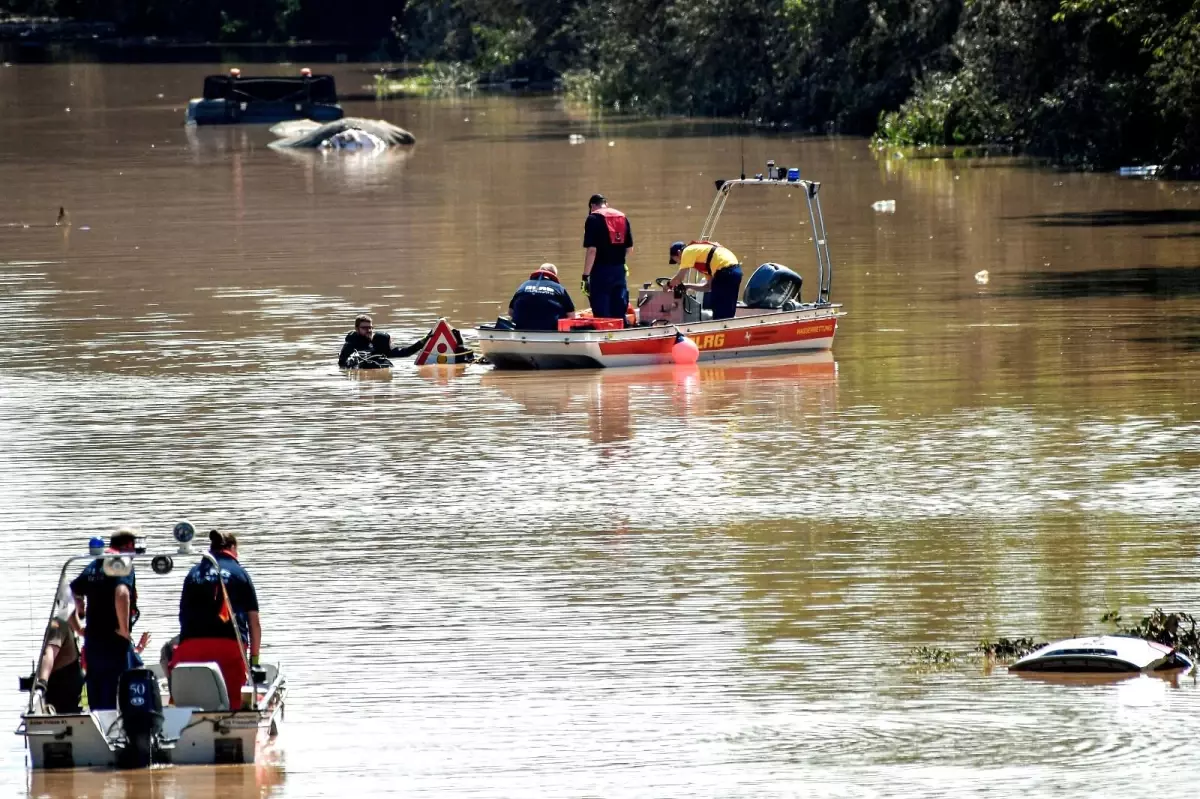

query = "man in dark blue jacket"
[[509, 264, 576, 331], [169, 529, 261, 710], [70, 529, 141, 711]]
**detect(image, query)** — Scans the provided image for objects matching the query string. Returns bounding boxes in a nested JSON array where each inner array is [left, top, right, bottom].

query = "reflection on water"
[[27, 758, 285, 799], [3, 63, 1200, 798], [268, 145, 414, 192], [480, 353, 838, 447]]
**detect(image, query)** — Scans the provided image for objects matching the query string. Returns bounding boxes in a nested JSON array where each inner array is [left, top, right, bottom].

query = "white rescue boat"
[[478, 162, 844, 369], [16, 522, 286, 770]]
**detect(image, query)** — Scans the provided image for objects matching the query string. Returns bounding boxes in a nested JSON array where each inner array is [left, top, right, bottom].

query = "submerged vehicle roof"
[[1009, 635, 1193, 673], [201, 74, 338, 104]]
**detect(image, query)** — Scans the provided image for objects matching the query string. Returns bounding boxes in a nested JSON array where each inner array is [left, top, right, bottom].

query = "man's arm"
[[584, 248, 597, 276], [115, 585, 131, 640], [247, 611, 261, 660], [337, 340, 355, 368], [392, 334, 430, 358], [37, 620, 64, 682], [74, 595, 86, 622]]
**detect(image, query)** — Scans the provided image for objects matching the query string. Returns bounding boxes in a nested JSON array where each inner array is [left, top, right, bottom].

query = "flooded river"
[[2, 63, 1200, 797]]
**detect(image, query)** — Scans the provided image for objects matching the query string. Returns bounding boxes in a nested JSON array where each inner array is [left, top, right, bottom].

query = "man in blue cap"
[[669, 241, 685, 267]]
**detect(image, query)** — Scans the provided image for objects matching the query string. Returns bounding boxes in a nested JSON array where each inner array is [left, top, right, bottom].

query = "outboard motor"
[[117, 668, 163, 768], [742, 263, 803, 309]]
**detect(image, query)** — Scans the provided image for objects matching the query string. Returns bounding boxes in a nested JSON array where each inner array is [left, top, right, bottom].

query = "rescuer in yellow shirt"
[[664, 241, 743, 320]]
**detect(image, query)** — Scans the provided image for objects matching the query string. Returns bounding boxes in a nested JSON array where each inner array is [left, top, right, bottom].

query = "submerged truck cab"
[[186, 68, 344, 126]]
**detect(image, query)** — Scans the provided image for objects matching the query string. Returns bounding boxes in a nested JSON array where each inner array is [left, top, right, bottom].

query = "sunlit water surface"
[[2, 64, 1200, 798]]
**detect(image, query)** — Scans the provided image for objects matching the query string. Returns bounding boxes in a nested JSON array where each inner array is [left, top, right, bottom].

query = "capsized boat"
[[1009, 635, 1193, 673], [185, 67, 344, 126], [477, 162, 844, 369], [16, 522, 286, 770]]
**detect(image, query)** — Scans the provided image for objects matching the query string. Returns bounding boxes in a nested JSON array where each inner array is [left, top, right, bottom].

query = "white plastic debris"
[[568, 134, 586, 144], [1118, 165, 1161, 178], [320, 128, 387, 151], [872, 200, 896, 213], [974, 270, 989, 284]]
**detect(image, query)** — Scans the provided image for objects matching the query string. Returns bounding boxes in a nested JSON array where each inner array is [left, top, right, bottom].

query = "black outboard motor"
[[117, 668, 164, 768], [742, 263, 804, 309]]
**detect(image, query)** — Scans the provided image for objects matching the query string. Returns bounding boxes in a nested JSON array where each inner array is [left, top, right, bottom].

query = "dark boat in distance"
[[185, 68, 344, 126]]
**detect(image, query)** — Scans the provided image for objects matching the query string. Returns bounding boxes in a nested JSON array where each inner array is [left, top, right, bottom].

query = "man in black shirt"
[[70, 529, 141, 711], [582, 194, 633, 322]]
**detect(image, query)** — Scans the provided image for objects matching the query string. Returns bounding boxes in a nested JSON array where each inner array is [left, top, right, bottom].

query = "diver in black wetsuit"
[[338, 314, 430, 368]]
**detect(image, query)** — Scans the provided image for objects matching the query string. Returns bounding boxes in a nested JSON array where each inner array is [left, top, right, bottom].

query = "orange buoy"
[[671, 333, 699, 364]]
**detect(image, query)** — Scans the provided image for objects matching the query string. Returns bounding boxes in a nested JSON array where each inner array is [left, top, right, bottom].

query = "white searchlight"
[[173, 520, 196, 554], [101, 555, 133, 578]]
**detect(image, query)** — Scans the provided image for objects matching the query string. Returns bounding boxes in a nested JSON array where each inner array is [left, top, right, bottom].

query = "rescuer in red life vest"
[[581, 193, 634, 323]]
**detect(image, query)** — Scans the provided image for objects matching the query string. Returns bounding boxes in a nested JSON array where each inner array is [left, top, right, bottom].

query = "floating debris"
[[1118, 165, 1161, 178], [907, 646, 959, 668], [1108, 608, 1200, 661], [568, 134, 586, 144], [872, 200, 896, 213], [978, 637, 1044, 661], [974, 270, 989, 284]]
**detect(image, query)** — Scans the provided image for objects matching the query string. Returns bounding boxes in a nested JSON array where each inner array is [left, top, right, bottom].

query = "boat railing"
[[699, 175, 834, 305]]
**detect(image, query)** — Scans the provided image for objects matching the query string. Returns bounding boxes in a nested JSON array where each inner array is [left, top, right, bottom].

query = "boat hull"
[[478, 306, 841, 370], [19, 663, 286, 770], [21, 703, 282, 769]]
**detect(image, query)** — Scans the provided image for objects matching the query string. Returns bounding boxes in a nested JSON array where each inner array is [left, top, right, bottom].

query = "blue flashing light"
[[88, 537, 104, 555], [787, 168, 800, 182]]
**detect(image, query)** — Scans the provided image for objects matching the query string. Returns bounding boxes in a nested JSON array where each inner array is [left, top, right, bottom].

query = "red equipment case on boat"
[[557, 317, 624, 332]]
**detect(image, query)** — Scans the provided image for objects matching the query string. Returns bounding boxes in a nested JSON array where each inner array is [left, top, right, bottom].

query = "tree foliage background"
[[3, 0, 1197, 168]]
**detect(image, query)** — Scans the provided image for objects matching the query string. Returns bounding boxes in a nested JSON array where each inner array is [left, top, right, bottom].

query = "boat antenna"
[[739, 136, 745, 180]]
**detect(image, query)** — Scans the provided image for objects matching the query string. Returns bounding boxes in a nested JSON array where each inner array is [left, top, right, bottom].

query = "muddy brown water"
[[2, 63, 1200, 798]]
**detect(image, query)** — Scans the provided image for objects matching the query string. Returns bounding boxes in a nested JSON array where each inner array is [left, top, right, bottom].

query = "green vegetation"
[[3, 0, 1197, 170], [1103, 608, 1200, 661], [977, 637, 1045, 660], [906, 645, 960, 669], [373, 62, 477, 97]]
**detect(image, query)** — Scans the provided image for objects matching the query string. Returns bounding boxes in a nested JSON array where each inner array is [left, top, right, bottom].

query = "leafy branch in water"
[[1104, 608, 1200, 661], [906, 646, 960, 669], [977, 637, 1045, 661]]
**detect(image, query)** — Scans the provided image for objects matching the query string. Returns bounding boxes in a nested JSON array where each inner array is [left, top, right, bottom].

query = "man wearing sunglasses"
[[338, 314, 431, 368]]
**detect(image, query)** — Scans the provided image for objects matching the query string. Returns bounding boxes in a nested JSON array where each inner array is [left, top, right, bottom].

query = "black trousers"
[[45, 659, 84, 714]]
